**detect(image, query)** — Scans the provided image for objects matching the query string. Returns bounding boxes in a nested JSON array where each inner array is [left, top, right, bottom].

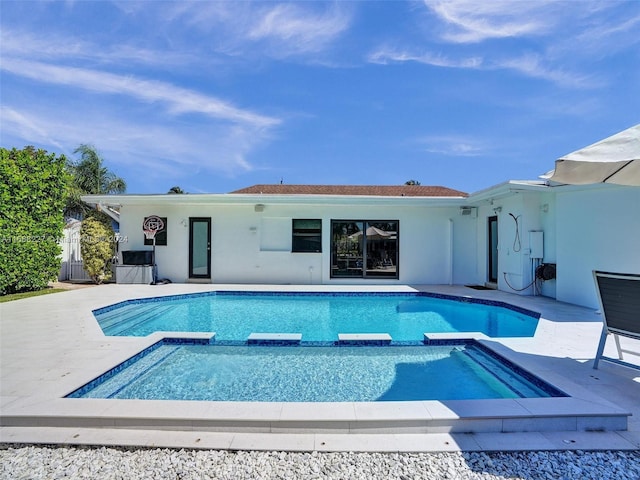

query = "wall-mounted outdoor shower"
[[509, 213, 522, 253]]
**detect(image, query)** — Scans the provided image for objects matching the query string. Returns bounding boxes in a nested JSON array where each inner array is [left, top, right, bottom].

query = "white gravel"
[[1, 446, 639, 480]]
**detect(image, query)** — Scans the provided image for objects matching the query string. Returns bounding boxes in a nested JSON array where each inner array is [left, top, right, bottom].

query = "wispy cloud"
[[159, 1, 352, 59], [247, 3, 351, 57], [554, 9, 640, 59], [0, 106, 65, 151], [0, 29, 193, 68], [424, 0, 556, 43], [381, 1, 636, 89], [495, 54, 601, 89], [1, 58, 280, 128], [368, 47, 482, 69], [418, 134, 486, 157], [1, 103, 268, 183], [367, 46, 595, 88]]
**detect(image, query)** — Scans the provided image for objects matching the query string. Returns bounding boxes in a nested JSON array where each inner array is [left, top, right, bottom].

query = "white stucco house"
[[83, 126, 640, 310]]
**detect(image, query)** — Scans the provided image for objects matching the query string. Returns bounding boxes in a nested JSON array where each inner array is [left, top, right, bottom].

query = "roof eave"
[[466, 180, 550, 204], [81, 193, 468, 208]]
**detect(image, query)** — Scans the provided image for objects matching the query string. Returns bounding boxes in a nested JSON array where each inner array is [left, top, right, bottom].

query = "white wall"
[[117, 202, 477, 285], [451, 210, 478, 285], [555, 185, 640, 309], [113, 184, 639, 306], [537, 191, 557, 298]]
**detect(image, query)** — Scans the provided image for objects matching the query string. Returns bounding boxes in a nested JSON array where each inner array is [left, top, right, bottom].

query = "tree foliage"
[[65, 144, 126, 217], [404, 180, 421, 185], [80, 215, 115, 284], [168, 186, 185, 194], [0, 147, 68, 295]]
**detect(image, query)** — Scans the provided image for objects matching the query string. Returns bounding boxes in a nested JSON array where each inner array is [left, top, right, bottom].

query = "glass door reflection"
[[331, 221, 364, 277]]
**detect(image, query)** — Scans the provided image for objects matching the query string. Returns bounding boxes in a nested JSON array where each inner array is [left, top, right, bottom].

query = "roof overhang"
[[96, 203, 121, 224], [81, 193, 469, 209], [465, 180, 550, 205]]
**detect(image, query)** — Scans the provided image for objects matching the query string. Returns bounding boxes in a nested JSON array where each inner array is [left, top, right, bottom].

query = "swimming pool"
[[94, 292, 539, 341], [67, 339, 564, 402]]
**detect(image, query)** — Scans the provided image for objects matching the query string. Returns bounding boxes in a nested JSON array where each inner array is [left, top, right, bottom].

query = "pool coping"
[[1, 283, 639, 452], [2, 338, 630, 436]]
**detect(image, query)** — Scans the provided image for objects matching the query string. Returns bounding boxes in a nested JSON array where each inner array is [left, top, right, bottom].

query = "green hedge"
[[0, 147, 68, 295]]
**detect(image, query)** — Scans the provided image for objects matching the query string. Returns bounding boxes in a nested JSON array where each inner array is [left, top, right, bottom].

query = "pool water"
[[94, 292, 539, 341], [68, 341, 563, 402]]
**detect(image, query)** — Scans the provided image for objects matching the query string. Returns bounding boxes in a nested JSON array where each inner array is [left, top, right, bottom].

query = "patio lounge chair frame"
[[593, 270, 640, 370]]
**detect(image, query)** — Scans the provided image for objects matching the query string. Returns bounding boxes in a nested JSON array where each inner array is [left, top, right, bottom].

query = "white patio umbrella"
[[348, 226, 395, 240], [547, 124, 640, 186]]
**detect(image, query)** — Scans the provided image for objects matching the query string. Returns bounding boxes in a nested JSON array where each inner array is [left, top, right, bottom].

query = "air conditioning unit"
[[459, 207, 477, 218]]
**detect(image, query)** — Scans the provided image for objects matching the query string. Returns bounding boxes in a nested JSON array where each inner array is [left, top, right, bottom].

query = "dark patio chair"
[[593, 271, 640, 369]]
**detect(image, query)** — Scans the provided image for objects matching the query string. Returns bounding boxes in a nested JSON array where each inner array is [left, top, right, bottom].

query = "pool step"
[[457, 346, 557, 398], [244, 333, 394, 345], [338, 333, 392, 345], [97, 304, 179, 336], [248, 333, 302, 345]]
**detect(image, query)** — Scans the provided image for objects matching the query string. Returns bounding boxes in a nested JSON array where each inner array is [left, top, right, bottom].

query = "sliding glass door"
[[331, 220, 398, 279], [364, 221, 398, 277], [331, 221, 364, 277]]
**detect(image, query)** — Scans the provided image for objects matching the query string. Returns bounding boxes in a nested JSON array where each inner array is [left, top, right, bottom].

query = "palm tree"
[[65, 144, 126, 217], [168, 186, 185, 194]]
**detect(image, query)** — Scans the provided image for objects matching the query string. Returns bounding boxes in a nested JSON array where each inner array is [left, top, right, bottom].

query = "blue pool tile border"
[[93, 290, 540, 320], [415, 291, 541, 319], [217, 340, 430, 347]]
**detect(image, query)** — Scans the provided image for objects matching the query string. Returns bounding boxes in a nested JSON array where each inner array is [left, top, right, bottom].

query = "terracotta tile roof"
[[230, 184, 468, 197]]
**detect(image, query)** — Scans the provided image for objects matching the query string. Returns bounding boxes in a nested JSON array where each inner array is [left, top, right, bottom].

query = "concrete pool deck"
[[1, 283, 639, 452]]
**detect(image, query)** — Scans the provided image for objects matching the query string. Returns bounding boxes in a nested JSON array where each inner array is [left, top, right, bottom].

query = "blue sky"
[[1, 1, 639, 194]]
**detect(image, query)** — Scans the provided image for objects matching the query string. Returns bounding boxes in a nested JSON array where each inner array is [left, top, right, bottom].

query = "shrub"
[[80, 217, 115, 284], [0, 147, 67, 295]]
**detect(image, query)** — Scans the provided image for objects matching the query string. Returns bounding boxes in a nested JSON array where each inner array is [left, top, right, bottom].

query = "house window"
[[330, 220, 398, 279], [143, 216, 167, 246], [292, 219, 322, 253]]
